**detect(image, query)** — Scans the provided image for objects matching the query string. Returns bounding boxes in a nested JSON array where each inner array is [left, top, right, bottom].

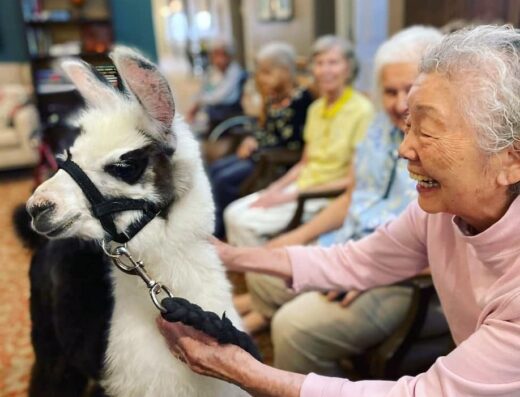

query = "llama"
[[26, 46, 250, 397]]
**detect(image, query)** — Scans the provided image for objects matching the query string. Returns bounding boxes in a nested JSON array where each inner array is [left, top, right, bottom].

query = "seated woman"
[[234, 28, 444, 369], [224, 35, 374, 247], [210, 42, 314, 238], [159, 25, 520, 397], [187, 38, 245, 131]]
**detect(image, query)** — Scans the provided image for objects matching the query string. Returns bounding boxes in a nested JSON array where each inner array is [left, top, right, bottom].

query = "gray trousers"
[[246, 273, 413, 376]]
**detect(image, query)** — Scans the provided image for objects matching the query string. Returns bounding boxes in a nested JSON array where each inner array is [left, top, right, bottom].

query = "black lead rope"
[[161, 297, 262, 361], [60, 151, 261, 361]]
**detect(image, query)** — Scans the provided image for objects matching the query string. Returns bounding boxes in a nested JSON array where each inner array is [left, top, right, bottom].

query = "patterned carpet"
[[0, 172, 34, 397], [0, 171, 272, 397]]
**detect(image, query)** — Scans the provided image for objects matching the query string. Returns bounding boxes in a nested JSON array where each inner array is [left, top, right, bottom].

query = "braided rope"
[[161, 297, 262, 362]]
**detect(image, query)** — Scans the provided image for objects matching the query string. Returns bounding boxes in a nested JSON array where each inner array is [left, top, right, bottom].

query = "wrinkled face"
[[381, 62, 417, 131], [400, 72, 513, 231], [312, 47, 350, 96], [26, 47, 177, 241], [255, 59, 291, 98], [27, 108, 174, 240]]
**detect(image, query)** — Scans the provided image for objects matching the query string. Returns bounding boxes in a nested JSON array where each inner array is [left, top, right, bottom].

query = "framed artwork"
[[257, 0, 293, 22]]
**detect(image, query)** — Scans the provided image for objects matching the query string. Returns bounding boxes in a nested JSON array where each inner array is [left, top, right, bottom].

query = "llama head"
[[27, 46, 182, 241]]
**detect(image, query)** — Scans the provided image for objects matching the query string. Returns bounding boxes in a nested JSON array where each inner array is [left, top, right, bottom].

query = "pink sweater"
[[287, 198, 520, 397]]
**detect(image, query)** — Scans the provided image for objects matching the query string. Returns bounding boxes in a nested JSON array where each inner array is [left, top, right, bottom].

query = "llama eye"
[[105, 157, 149, 184]]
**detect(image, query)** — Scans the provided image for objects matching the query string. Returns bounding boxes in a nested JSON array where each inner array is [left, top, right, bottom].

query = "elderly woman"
[[210, 42, 313, 238], [223, 35, 374, 247], [233, 27, 444, 373], [158, 25, 520, 396], [187, 38, 245, 130]]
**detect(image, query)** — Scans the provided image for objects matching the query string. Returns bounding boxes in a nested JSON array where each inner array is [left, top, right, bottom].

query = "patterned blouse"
[[318, 113, 418, 245], [254, 88, 313, 152]]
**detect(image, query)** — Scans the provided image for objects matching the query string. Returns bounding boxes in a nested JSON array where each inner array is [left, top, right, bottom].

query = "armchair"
[[0, 84, 39, 171]]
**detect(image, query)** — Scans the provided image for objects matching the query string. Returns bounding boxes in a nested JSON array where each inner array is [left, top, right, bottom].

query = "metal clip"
[[101, 240, 174, 312]]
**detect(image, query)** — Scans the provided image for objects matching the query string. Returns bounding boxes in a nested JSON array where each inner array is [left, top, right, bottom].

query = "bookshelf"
[[20, 0, 114, 153]]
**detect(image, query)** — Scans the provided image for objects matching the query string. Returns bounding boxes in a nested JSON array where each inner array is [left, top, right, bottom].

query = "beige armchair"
[[0, 63, 39, 170]]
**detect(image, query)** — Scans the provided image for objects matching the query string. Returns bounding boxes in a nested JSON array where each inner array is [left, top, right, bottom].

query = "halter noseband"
[[57, 151, 165, 244]]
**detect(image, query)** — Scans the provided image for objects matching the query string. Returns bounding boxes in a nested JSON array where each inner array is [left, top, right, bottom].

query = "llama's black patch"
[[29, 238, 113, 394]]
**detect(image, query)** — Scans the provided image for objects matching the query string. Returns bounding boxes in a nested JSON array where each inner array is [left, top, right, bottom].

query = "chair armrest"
[[239, 148, 302, 196], [282, 188, 346, 232], [13, 105, 40, 146], [366, 275, 436, 379], [207, 115, 256, 142]]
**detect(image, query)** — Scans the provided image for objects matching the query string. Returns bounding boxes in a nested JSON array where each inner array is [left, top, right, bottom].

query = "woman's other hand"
[[236, 137, 259, 159]]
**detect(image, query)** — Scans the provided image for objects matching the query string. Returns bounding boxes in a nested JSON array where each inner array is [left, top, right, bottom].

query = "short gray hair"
[[420, 24, 520, 195], [256, 41, 297, 78], [209, 37, 235, 57], [373, 25, 443, 106], [311, 35, 358, 84]]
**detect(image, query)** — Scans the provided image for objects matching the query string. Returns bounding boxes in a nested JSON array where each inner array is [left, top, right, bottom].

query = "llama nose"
[[27, 201, 56, 222]]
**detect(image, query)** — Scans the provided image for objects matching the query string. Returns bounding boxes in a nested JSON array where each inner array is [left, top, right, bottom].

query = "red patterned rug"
[[0, 174, 34, 397]]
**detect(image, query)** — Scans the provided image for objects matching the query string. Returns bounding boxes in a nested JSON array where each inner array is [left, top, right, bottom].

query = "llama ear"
[[110, 46, 175, 135], [61, 59, 119, 108]]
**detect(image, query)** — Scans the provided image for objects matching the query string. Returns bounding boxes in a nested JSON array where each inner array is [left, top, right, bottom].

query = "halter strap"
[[57, 151, 163, 244]]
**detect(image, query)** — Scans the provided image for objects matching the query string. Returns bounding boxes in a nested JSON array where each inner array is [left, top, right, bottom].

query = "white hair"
[[373, 25, 443, 106], [209, 37, 235, 57], [255, 41, 297, 77], [420, 24, 520, 195], [311, 35, 358, 84]]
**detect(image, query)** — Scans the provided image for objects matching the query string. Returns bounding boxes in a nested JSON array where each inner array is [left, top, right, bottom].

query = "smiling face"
[[400, 72, 517, 231], [255, 58, 292, 98], [381, 62, 417, 131], [312, 46, 350, 99]]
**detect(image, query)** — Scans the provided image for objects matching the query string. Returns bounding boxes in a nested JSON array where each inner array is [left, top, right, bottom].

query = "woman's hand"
[[211, 237, 294, 280], [250, 189, 297, 209], [211, 237, 246, 272], [156, 317, 304, 397], [156, 318, 255, 385], [236, 137, 259, 159], [325, 289, 362, 307]]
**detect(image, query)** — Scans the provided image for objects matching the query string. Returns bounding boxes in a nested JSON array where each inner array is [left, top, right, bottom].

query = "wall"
[[112, 0, 158, 61], [0, 0, 29, 62], [0, 0, 157, 63], [241, 0, 315, 68]]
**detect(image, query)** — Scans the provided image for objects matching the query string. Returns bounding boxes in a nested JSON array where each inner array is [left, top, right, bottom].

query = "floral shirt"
[[254, 88, 313, 152]]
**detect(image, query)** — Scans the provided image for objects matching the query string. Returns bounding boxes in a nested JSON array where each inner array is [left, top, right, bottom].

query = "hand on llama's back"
[[26, 46, 196, 243]]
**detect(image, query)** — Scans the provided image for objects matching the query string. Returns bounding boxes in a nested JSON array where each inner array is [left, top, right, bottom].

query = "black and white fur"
[[26, 47, 248, 397]]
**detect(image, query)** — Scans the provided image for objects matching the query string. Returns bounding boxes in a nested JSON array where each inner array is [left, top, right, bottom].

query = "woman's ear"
[[497, 146, 520, 187]]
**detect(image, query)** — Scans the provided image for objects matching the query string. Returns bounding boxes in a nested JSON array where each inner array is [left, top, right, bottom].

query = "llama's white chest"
[[102, 262, 249, 397]]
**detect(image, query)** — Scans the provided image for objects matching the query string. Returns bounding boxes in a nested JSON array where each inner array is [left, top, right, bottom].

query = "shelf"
[[37, 84, 76, 95], [26, 18, 111, 26], [30, 52, 110, 61]]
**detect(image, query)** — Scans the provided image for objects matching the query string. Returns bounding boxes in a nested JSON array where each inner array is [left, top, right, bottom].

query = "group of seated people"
[[188, 24, 448, 376], [158, 23, 520, 396]]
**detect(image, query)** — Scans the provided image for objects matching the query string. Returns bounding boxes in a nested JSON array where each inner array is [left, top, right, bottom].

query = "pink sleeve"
[[288, 201, 429, 293], [300, 301, 520, 396]]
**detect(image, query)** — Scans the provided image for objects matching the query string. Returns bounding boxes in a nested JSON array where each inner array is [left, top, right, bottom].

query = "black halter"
[[57, 151, 163, 244]]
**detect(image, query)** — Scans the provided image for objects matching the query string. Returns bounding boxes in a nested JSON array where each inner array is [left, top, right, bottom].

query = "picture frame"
[[257, 0, 293, 22]]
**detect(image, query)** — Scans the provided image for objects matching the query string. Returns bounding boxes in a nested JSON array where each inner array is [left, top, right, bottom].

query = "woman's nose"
[[398, 130, 417, 161], [396, 92, 408, 114]]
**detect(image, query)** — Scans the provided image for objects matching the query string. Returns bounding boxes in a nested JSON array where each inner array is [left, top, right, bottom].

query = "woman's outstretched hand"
[[156, 317, 254, 385], [156, 317, 305, 397]]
